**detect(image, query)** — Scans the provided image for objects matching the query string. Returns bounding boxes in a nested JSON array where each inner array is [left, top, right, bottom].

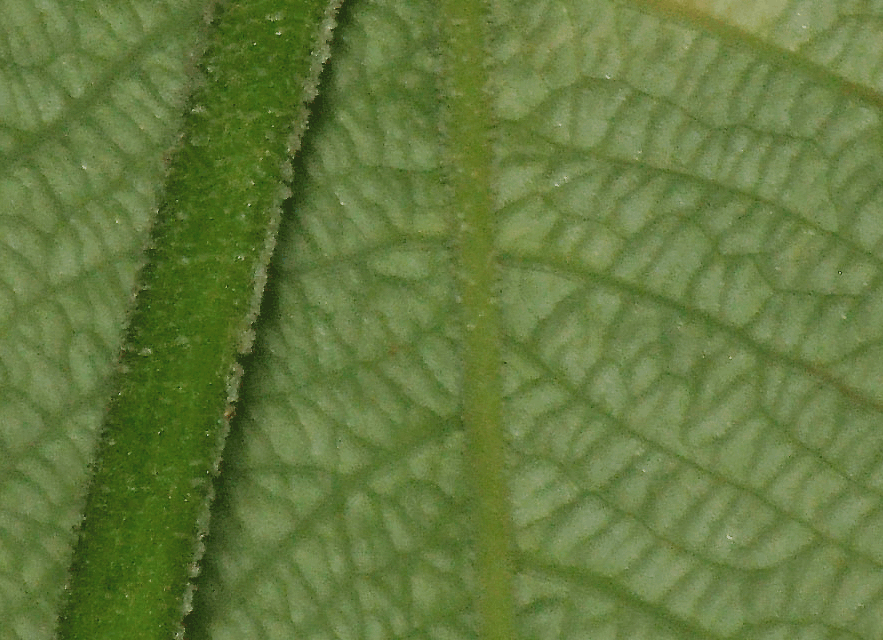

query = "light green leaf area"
[[192, 0, 883, 638], [3, 0, 883, 638]]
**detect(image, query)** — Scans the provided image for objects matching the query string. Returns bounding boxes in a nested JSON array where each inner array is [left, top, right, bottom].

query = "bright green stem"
[[440, 1, 518, 638], [56, 0, 341, 637]]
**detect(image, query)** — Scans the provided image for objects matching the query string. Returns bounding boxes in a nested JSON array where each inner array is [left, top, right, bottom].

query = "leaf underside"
[[3, 0, 883, 638]]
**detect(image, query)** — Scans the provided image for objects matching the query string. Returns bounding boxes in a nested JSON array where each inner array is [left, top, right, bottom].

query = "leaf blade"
[[196, 0, 883, 637]]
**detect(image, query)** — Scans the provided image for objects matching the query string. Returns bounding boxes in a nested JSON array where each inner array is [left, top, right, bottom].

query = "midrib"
[[439, 1, 518, 638]]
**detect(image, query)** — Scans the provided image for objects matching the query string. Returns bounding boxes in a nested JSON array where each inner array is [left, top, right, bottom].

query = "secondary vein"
[[439, 1, 518, 638]]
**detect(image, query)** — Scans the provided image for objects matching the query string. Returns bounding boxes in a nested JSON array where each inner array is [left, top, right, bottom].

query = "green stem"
[[56, 0, 341, 637], [440, 1, 518, 638]]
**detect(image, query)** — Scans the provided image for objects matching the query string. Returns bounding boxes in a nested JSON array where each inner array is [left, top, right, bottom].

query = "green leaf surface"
[[3, 0, 883, 638]]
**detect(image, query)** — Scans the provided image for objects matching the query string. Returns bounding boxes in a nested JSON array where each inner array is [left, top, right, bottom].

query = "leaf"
[[3, 0, 883, 639]]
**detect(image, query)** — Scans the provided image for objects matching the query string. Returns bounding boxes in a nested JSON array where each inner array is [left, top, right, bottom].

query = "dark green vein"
[[55, 0, 341, 637]]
